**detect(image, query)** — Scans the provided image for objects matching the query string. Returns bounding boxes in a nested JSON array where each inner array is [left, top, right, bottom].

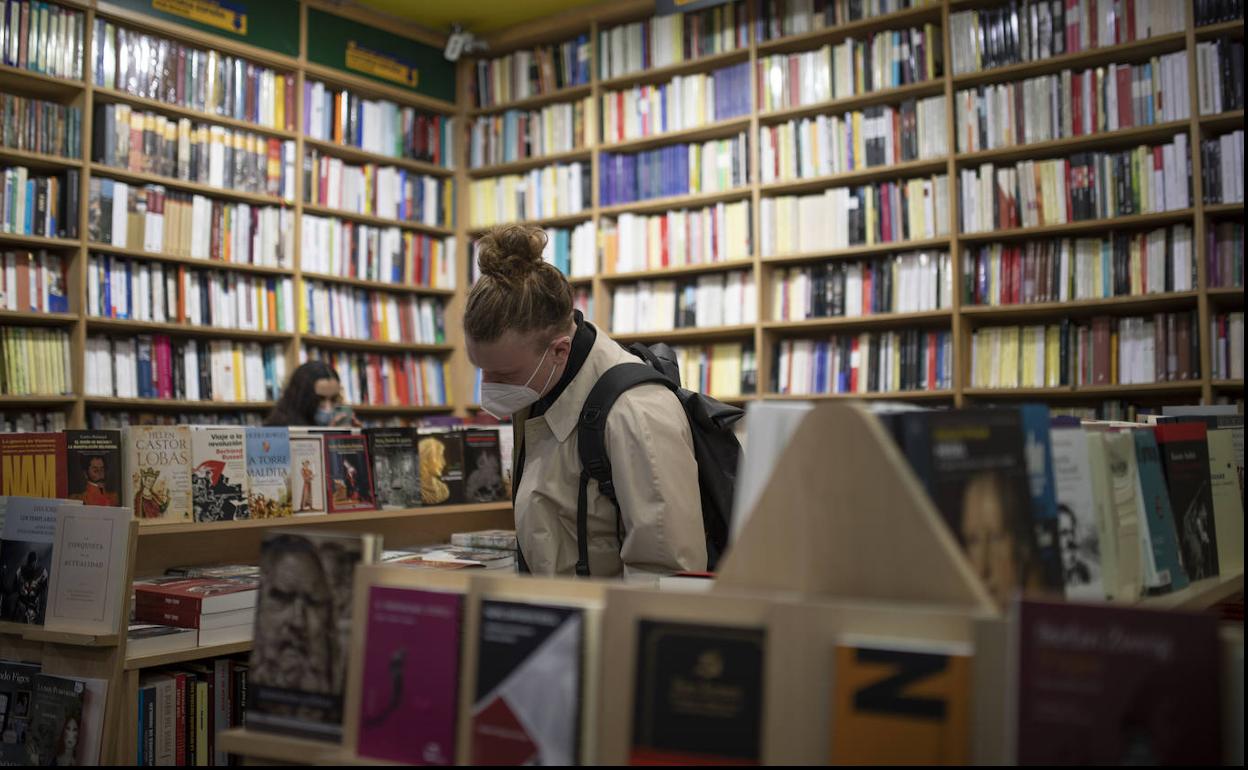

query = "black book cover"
[[324, 434, 376, 513], [364, 427, 420, 509], [1154, 422, 1220, 580], [830, 263, 844, 317], [24, 674, 85, 765], [418, 430, 465, 506], [65, 429, 122, 507], [0, 660, 39, 763], [464, 429, 505, 503], [631, 620, 765, 764]]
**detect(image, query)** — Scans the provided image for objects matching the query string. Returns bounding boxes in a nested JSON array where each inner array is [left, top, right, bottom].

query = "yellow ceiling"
[[352, 0, 609, 36]]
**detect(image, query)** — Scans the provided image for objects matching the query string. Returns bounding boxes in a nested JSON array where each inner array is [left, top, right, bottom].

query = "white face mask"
[[480, 344, 558, 419]]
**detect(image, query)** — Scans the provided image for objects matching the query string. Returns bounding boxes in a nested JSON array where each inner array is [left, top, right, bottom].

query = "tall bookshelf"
[[462, 0, 1245, 414]]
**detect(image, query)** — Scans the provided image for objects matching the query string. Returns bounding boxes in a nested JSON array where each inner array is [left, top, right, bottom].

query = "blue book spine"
[[1020, 403, 1064, 589], [1132, 429, 1191, 591]]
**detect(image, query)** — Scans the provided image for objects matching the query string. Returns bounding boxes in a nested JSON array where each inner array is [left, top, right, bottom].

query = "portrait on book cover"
[[328, 450, 373, 508], [465, 449, 503, 503], [956, 471, 1045, 608], [68, 453, 120, 507], [1057, 502, 1100, 589], [419, 436, 450, 505], [0, 541, 53, 624]]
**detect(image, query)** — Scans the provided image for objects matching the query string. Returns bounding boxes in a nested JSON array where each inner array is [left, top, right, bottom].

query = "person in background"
[[464, 224, 705, 578], [265, 361, 360, 428]]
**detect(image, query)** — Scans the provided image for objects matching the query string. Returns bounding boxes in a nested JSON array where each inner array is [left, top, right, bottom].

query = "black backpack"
[[573, 342, 744, 577]]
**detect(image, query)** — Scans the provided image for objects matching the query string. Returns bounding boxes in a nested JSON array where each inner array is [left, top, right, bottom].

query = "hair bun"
[[476, 225, 548, 283]]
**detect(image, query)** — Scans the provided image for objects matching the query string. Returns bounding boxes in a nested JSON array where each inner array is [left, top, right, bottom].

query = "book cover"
[[323, 434, 376, 513], [0, 497, 66, 624], [829, 638, 971, 764], [463, 429, 505, 503], [45, 504, 130, 635], [357, 586, 463, 765], [245, 427, 292, 519], [471, 600, 584, 765], [191, 426, 250, 523], [1205, 428, 1244, 576], [65, 430, 122, 507], [450, 529, 517, 551], [0, 661, 39, 764], [123, 425, 192, 524], [247, 530, 378, 742], [1016, 598, 1221, 764], [134, 577, 258, 616], [1018, 405, 1065, 592], [418, 430, 465, 506], [1154, 423, 1220, 580], [23, 674, 85, 766], [630, 620, 765, 765], [1130, 430, 1189, 594], [290, 436, 326, 515], [0, 433, 67, 499], [1048, 425, 1105, 600], [364, 428, 420, 510]]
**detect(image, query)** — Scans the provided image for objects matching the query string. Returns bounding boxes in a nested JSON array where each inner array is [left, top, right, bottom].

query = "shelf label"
[[106, 0, 298, 56], [345, 41, 418, 88], [307, 8, 454, 103], [656, 0, 734, 14], [151, 0, 247, 35]]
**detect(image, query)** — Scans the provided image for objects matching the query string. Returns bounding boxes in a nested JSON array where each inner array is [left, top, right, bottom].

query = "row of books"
[[948, 0, 1184, 76], [304, 347, 452, 408], [472, 34, 591, 109], [1211, 312, 1244, 380], [602, 200, 752, 274], [1194, 0, 1244, 23], [1207, 221, 1243, 288], [0, 325, 69, 396], [672, 341, 757, 398], [962, 225, 1197, 306], [91, 21, 296, 131], [1195, 37, 1244, 116], [541, 222, 595, 279], [0, 166, 78, 238], [573, 285, 593, 320], [0, 410, 64, 432], [610, 270, 758, 334], [303, 81, 455, 168], [86, 411, 266, 429], [87, 255, 295, 331], [84, 335, 285, 403], [772, 251, 953, 320], [303, 152, 451, 228], [86, 179, 294, 266], [760, 174, 951, 256], [759, 96, 948, 183], [299, 216, 456, 288], [773, 329, 954, 395], [468, 162, 589, 227], [0, 0, 83, 79], [467, 99, 590, 169], [753, 0, 933, 42], [0, 659, 105, 765], [1, 94, 82, 159], [958, 139, 1191, 233], [755, 25, 941, 113], [133, 656, 248, 766], [92, 103, 296, 199], [600, 62, 751, 144], [955, 54, 1191, 154], [298, 283, 445, 345], [598, 0, 748, 81], [599, 133, 749, 206], [1201, 130, 1244, 205], [969, 311, 1202, 388], [0, 249, 68, 313]]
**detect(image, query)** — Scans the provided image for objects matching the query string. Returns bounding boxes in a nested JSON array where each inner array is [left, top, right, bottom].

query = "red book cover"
[[1125, 0, 1137, 42], [133, 578, 258, 615], [1067, 0, 1079, 52], [789, 57, 800, 108], [1015, 599, 1221, 764], [0, 432, 68, 498], [158, 336, 173, 399], [660, 216, 669, 267], [174, 671, 187, 765], [1092, 317, 1110, 384], [1072, 72, 1083, 135], [323, 434, 376, 512], [926, 331, 937, 389], [1090, 70, 1099, 133], [1177, 312, 1193, 379], [849, 337, 860, 392], [132, 603, 229, 629], [1116, 65, 1132, 128]]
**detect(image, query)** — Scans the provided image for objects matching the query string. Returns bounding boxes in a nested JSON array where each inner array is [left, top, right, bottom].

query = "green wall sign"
[[307, 8, 455, 104], [105, 0, 300, 56]]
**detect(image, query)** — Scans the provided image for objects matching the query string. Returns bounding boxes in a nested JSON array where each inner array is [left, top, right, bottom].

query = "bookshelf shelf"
[[0, 395, 78, 407], [351, 403, 456, 414], [135, 501, 513, 536], [957, 209, 1196, 242], [91, 87, 299, 141], [303, 138, 455, 178], [1198, 109, 1246, 132], [960, 292, 1202, 322], [953, 120, 1192, 167], [1207, 287, 1246, 304], [88, 163, 292, 207], [468, 212, 593, 233], [1212, 379, 1245, 390], [302, 62, 458, 115], [1204, 202, 1246, 216], [597, 48, 751, 91], [95, 2, 301, 71], [568, 274, 594, 285], [763, 237, 952, 265], [760, 157, 948, 196], [763, 310, 954, 333], [1195, 19, 1247, 40], [757, 80, 947, 126], [84, 397, 276, 411], [598, 187, 752, 217], [0, 147, 84, 171], [0, 621, 120, 647], [299, 271, 457, 296], [599, 115, 752, 154], [610, 323, 757, 344], [300, 203, 453, 237], [1136, 571, 1244, 610], [86, 243, 295, 277], [762, 389, 954, 401], [963, 382, 1205, 398], [125, 640, 253, 671], [951, 32, 1189, 88], [218, 728, 336, 765], [299, 334, 453, 354], [0, 232, 82, 250], [465, 148, 593, 178], [0, 64, 84, 100], [470, 83, 594, 117], [0, 311, 80, 326], [602, 258, 755, 282], [755, 4, 945, 56], [86, 318, 295, 342]]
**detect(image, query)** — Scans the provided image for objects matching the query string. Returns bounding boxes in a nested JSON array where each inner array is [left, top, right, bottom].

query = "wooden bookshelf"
[[1195, 19, 1247, 39], [218, 728, 338, 765], [1204, 202, 1246, 216], [89, 163, 291, 206], [1137, 571, 1245, 610], [763, 309, 954, 332], [0, 232, 81, 249], [760, 157, 949, 196], [349, 403, 456, 414], [758, 79, 947, 125], [466, 148, 594, 178], [299, 271, 457, 296], [469, 83, 594, 117], [1212, 379, 1246, 391], [125, 640, 253, 671], [611, 323, 757, 344], [603, 258, 755, 282], [91, 87, 300, 141], [0, 147, 84, 171], [950, 32, 1190, 88], [83, 397, 276, 411], [134, 501, 512, 536], [0, 310, 80, 326], [962, 382, 1206, 398], [597, 48, 751, 90], [85, 318, 295, 341], [1207, 287, 1246, 303], [0, 395, 80, 407], [303, 138, 455, 177], [958, 210, 1197, 242], [299, 334, 452, 353], [599, 115, 752, 153], [0, 621, 120, 647], [86, 243, 296, 277], [0, 63, 85, 99], [468, 211, 593, 233], [762, 389, 955, 401], [754, 3, 944, 55], [953, 120, 1193, 166], [763, 237, 953, 265], [598, 187, 752, 217], [300, 203, 453, 237], [1198, 109, 1246, 131], [959, 292, 1202, 322]]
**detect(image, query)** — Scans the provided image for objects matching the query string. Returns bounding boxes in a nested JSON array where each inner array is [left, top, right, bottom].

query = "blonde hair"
[[465, 225, 573, 347]]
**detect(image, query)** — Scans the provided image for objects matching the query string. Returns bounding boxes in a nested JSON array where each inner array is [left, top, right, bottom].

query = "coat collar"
[[532, 323, 627, 443]]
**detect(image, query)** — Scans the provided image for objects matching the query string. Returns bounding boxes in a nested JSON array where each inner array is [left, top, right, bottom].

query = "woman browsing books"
[[265, 361, 362, 428]]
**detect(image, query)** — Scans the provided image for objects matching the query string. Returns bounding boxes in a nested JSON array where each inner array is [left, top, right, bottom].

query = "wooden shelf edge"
[[350, 403, 456, 414], [951, 32, 1189, 88], [960, 292, 1202, 318], [610, 324, 757, 343], [763, 310, 954, 332], [89, 163, 291, 207], [763, 237, 952, 263], [91, 87, 298, 140], [755, 4, 944, 56], [954, 120, 1191, 166], [302, 62, 457, 114], [602, 259, 756, 282], [300, 204, 453, 236], [468, 212, 593, 233], [599, 116, 752, 154], [958, 210, 1195, 241], [0, 621, 120, 647], [85, 398, 275, 410], [0, 232, 82, 249], [599, 188, 752, 217], [467, 148, 593, 178], [0, 311, 80, 325], [86, 318, 294, 341], [1136, 571, 1244, 611], [760, 390, 954, 401], [217, 728, 338, 764], [136, 501, 513, 536], [0, 395, 79, 406], [760, 158, 948, 195], [300, 272, 457, 296], [0, 147, 84, 169], [470, 83, 593, 116], [304, 138, 455, 177], [125, 640, 254, 670], [299, 335, 452, 353], [85, 243, 295, 276], [597, 48, 751, 92]]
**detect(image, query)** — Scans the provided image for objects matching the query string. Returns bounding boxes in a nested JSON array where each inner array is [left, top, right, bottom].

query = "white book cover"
[[45, 504, 130, 634], [124, 425, 192, 523]]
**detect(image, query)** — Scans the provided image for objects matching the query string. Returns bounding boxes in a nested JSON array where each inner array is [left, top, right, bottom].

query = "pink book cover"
[[157, 336, 173, 399], [357, 586, 462, 765]]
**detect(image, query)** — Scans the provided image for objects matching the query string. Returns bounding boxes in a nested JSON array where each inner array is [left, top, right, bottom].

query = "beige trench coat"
[[510, 324, 707, 577]]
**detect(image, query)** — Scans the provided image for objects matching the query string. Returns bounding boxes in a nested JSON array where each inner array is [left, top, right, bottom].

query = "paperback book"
[[65, 430, 122, 507], [464, 429, 505, 503], [290, 435, 326, 515], [45, 504, 131, 635], [365, 428, 420, 510], [24, 674, 85, 766], [191, 427, 250, 523], [0, 497, 72, 625], [323, 435, 376, 513], [0, 433, 67, 499], [123, 426, 192, 523], [246, 427, 293, 519], [0, 661, 39, 764], [418, 430, 465, 506]]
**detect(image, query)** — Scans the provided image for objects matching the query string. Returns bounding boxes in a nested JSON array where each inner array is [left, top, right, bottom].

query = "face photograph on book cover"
[[374, 452, 419, 509], [1178, 492, 1217, 581], [419, 437, 450, 505], [68, 454, 120, 508], [1057, 503, 1099, 589], [957, 471, 1043, 608], [0, 540, 53, 624], [465, 449, 503, 503]]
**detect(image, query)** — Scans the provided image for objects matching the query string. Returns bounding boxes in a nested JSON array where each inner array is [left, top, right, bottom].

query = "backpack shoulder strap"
[[574, 361, 675, 577]]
